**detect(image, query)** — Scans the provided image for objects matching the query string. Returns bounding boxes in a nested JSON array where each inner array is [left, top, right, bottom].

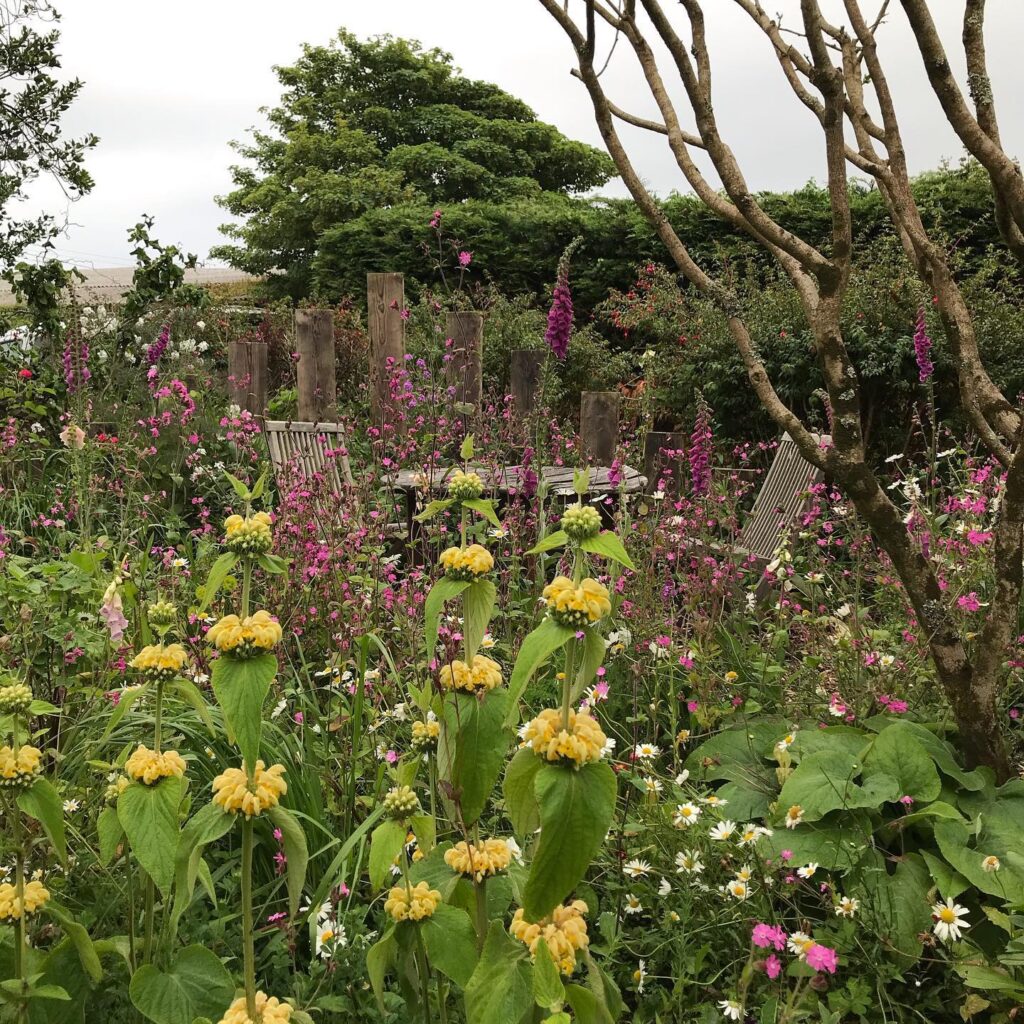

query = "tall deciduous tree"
[[0, 0, 95, 269], [539, 0, 1024, 777], [214, 31, 615, 298]]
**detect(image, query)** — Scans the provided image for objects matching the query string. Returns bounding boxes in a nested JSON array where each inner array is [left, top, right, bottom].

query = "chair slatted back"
[[739, 433, 828, 560], [264, 420, 355, 491]]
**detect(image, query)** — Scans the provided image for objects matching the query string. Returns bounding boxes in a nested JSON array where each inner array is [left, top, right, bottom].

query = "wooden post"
[[295, 309, 336, 423], [445, 311, 483, 414], [580, 391, 620, 465], [228, 340, 267, 416], [644, 430, 688, 494], [367, 272, 406, 425], [510, 349, 544, 414]]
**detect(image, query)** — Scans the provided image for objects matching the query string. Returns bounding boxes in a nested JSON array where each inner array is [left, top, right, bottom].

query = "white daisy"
[[718, 999, 743, 1020], [673, 802, 701, 828], [633, 959, 647, 993], [784, 805, 804, 829], [725, 879, 750, 901], [796, 862, 818, 880], [675, 770, 690, 785], [633, 743, 660, 760], [932, 898, 970, 943], [657, 877, 672, 896], [623, 859, 651, 879], [62, 799, 80, 814], [675, 851, 704, 875], [835, 895, 860, 918], [709, 820, 737, 842], [623, 894, 643, 915]]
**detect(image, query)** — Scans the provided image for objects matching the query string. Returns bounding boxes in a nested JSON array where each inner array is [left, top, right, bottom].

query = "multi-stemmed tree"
[[537, 0, 1024, 778]]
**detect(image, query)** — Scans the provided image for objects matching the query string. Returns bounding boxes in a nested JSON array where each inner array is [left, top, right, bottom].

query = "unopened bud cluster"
[[383, 785, 421, 819], [449, 470, 484, 502], [0, 682, 32, 716], [561, 504, 602, 541], [147, 599, 177, 628]]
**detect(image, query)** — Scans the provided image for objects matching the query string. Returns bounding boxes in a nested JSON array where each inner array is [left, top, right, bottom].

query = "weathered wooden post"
[[228, 340, 268, 416], [644, 430, 688, 494], [510, 349, 544, 414], [580, 391, 620, 465], [367, 272, 406, 426], [445, 311, 483, 414], [295, 309, 336, 423]]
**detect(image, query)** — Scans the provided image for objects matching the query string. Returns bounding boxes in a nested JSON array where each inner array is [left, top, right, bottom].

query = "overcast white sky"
[[18, 0, 1024, 269]]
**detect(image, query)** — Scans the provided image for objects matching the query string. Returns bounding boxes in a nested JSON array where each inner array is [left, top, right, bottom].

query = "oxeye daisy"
[[718, 998, 743, 1020], [710, 820, 737, 842], [675, 851, 704, 875], [673, 802, 701, 828], [932, 898, 970, 942], [796, 862, 818, 880], [623, 859, 651, 879], [835, 895, 860, 918], [623, 894, 644, 915], [784, 804, 804, 829]]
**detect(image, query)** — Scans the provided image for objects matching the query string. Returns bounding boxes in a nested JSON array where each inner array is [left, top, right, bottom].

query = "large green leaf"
[[164, 678, 214, 734], [875, 720, 988, 792], [439, 690, 512, 827], [414, 497, 456, 523], [857, 852, 932, 964], [268, 805, 308, 918], [197, 552, 238, 612], [579, 531, 635, 570], [532, 938, 566, 1011], [935, 820, 1024, 903], [18, 778, 66, 865], [776, 751, 898, 824], [96, 806, 124, 867], [571, 629, 606, 702], [369, 819, 408, 892], [465, 922, 534, 1024], [128, 944, 234, 1024], [423, 577, 470, 661], [523, 761, 617, 920], [169, 801, 236, 936], [506, 619, 575, 724], [462, 498, 501, 528], [366, 931, 397, 1014], [920, 850, 970, 902], [463, 579, 496, 660], [117, 776, 185, 896], [421, 903, 479, 987], [100, 681, 150, 740], [45, 904, 102, 983], [759, 810, 873, 871], [527, 531, 569, 555], [684, 719, 786, 786], [504, 747, 543, 838], [862, 724, 941, 803], [210, 652, 276, 769]]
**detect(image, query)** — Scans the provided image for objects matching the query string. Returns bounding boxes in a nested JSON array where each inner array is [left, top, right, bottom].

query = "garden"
[[3, 2, 1024, 1023]]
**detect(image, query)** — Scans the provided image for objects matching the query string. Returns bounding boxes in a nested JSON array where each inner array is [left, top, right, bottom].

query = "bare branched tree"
[[538, 0, 1024, 778]]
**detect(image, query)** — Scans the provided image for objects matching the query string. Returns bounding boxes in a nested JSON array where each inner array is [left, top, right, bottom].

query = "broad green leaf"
[[18, 778, 66, 865], [439, 690, 512, 827], [460, 435, 475, 460], [759, 810, 873, 871], [920, 850, 970, 902], [117, 777, 185, 896], [790, 726, 869, 765], [421, 903, 479, 987], [465, 921, 534, 1024], [564, 984, 610, 1024], [463, 498, 501, 527], [369, 819, 408, 892], [463, 579, 496, 659], [715, 782, 771, 821], [164, 678, 213, 734], [210, 652, 276, 769], [268, 805, 309, 918], [571, 629, 606, 702], [409, 813, 435, 854], [414, 498, 456, 523], [197, 552, 238, 612], [523, 761, 617, 920], [579, 531, 635, 570], [878, 720, 988, 792], [423, 577, 470, 660], [100, 682, 150, 740], [684, 719, 786, 786], [96, 806, 124, 867], [776, 751, 898, 824], [366, 932, 396, 1014], [857, 852, 932, 964], [172, 802, 231, 936], [863, 724, 942, 803], [45, 904, 102, 983], [504, 747, 542, 838], [224, 471, 251, 501], [935, 820, 1024, 902], [527, 531, 569, 555], [249, 469, 268, 500], [128, 944, 234, 1024], [409, 843, 461, 901], [255, 553, 288, 575], [532, 938, 565, 1010], [957, 964, 1024, 998], [506, 619, 575, 724]]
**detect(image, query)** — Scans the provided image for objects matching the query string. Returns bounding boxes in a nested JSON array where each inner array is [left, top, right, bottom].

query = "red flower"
[[18, 369, 32, 379]]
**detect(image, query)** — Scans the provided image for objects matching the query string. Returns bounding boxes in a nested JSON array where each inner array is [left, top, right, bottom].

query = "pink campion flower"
[[764, 954, 782, 980], [887, 699, 908, 714], [780, 850, 793, 862], [457, 251, 472, 267], [752, 923, 787, 951], [899, 795, 915, 806], [686, 700, 699, 713], [266, 912, 287, 924], [293, 711, 304, 724], [958, 592, 982, 613], [806, 943, 838, 974], [385, 749, 398, 764], [430, 209, 443, 229]]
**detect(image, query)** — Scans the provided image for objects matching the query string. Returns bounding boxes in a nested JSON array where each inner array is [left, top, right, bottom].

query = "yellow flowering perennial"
[[444, 839, 512, 882], [124, 744, 187, 785], [382, 785, 421, 819], [0, 880, 50, 921], [384, 881, 442, 922], [104, 775, 131, 804], [439, 544, 494, 580], [212, 761, 287, 818], [224, 512, 273, 556], [0, 682, 32, 715], [448, 469, 484, 501], [561, 504, 602, 541], [543, 576, 611, 628], [207, 610, 282, 658], [521, 708, 607, 768], [510, 900, 590, 975], [410, 718, 440, 752], [0, 744, 42, 787], [130, 643, 189, 682], [217, 991, 292, 1024], [438, 654, 503, 694]]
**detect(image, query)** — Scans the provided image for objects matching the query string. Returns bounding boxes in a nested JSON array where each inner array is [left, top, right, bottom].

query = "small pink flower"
[[899, 794, 914, 806], [687, 700, 699, 713], [764, 954, 782, 980], [458, 251, 472, 267], [780, 850, 793, 861], [385, 749, 398, 764], [752, 923, 786, 951], [806, 943, 838, 974], [294, 711, 304, 724]]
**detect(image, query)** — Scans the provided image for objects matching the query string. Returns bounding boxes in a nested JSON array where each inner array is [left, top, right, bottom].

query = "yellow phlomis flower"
[[0, 745, 42, 787], [212, 761, 287, 818], [444, 839, 512, 882], [448, 469, 484, 501], [384, 881, 442, 922], [0, 683, 32, 715], [438, 655, 502, 694], [125, 745, 187, 785], [217, 991, 292, 1024], [0, 880, 50, 920], [410, 718, 440, 751], [130, 643, 189, 681], [207, 611, 282, 657], [439, 544, 494, 580], [520, 708, 607, 768], [224, 512, 273, 555], [510, 900, 590, 975], [542, 576, 611, 628]]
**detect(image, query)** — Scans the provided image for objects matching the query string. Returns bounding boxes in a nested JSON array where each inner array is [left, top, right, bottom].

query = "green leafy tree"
[[213, 31, 615, 298]]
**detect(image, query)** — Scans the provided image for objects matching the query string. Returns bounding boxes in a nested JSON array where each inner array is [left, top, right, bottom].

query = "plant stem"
[[13, 808, 27, 1024], [474, 876, 488, 953], [142, 876, 155, 965], [153, 681, 164, 753], [241, 561, 252, 620], [241, 817, 257, 1020], [413, 925, 433, 1024], [561, 639, 578, 733]]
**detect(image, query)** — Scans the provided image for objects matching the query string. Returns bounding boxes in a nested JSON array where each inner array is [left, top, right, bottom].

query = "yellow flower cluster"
[[207, 611, 282, 658], [439, 544, 494, 580], [449, 469, 484, 501], [382, 785, 421, 819], [438, 655, 502, 694], [543, 576, 611, 628], [105, 775, 131, 804], [0, 681, 32, 715], [561, 504, 602, 541], [224, 512, 273, 556], [147, 599, 177, 628], [0, 745, 42, 787], [384, 881, 442, 922], [410, 718, 440, 752], [217, 991, 292, 1024], [125, 745, 187, 785], [510, 900, 590, 975], [444, 839, 512, 882], [212, 761, 287, 818], [520, 708, 607, 768], [130, 643, 189, 682], [0, 880, 50, 921]]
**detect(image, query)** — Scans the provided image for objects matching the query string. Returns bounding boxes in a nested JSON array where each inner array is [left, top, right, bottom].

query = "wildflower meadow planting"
[[5, 2, 1024, 1023]]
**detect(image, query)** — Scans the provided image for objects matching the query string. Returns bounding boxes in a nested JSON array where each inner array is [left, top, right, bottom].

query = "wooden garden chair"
[[264, 420, 355, 493]]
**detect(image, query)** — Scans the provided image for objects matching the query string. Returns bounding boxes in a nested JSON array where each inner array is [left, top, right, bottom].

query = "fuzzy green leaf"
[[18, 777, 66, 865], [128, 944, 234, 1024], [117, 776, 185, 896], [197, 551, 238, 612], [268, 805, 308, 918], [210, 652, 276, 769], [579, 531, 635, 570], [506, 619, 575, 725]]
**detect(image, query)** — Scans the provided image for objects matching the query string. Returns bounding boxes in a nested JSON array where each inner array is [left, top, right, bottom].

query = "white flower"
[[315, 920, 347, 958], [675, 851, 704, 875], [710, 820, 737, 842], [480, 633, 496, 649], [391, 702, 408, 722], [62, 799, 80, 813], [270, 699, 287, 720], [738, 823, 772, 846], [788, 931, 814, 958], [701, 794, 728, 808], [796, 862, 818, 880], [982, 855, 1001, 873], [633, 743, 660, 760], [725, 879, 750, 901], [488, 528, 507, 539], [673, 802, 701, 828], [623, 894, 643, 915], [171, 557, 189, 569], [633, 959, 647, 993], [641, 777, 663, 796], [784, 805, 804, 829], [30, 421, 44, 434], [775, 731, 797, 752], [835, 895, 860, 918], [932, 898, 970, 942], [505, 837, 523, 864], [718, 999, 743, 1020], [878, 654, 895, 669], [601, 737, 617, 757], [657, 877, 672, 896], [623, 859, 651, 879], [675, 770, 690, 785]]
